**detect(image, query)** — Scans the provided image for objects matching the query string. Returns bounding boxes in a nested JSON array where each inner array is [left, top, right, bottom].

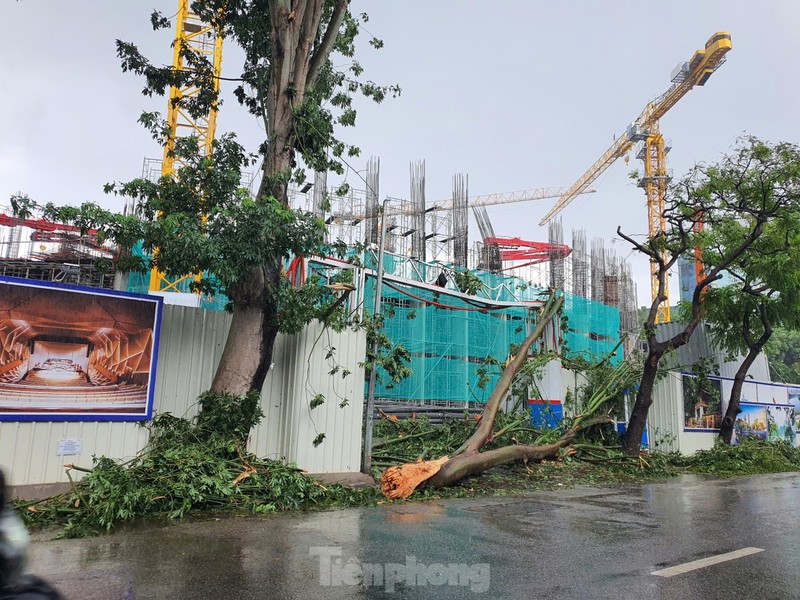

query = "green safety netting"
[[358, 256, 622, 404], [562, 292, 621, 366], [362, 274, 536, 404], [126, 243, 621, 402], [126, 242, 229, 311]]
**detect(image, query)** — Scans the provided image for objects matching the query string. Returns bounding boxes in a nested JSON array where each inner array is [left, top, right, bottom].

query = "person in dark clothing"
[[435, 271, 448, 287], [0, 470, 64, 600]]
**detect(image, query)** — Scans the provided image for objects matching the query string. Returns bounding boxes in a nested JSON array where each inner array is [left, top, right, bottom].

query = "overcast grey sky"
[[3, 1, 799, 305]]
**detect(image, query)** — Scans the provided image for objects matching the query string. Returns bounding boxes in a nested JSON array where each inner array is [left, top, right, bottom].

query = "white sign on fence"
[[57, 439, 82, 456]]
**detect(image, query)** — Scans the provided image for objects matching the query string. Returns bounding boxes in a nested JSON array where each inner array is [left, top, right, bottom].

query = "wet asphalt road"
[[26, 473, 800, 599]]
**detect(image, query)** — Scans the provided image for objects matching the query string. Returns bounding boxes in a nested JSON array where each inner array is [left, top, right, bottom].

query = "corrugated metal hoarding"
[[1, 305, 366, 488]]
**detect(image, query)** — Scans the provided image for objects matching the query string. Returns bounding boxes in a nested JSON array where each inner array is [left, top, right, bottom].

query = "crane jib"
[[539, 31, 732, 227]]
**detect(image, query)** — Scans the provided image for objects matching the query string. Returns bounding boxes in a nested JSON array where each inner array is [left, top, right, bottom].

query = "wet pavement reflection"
[[28, 473, 800, 599]]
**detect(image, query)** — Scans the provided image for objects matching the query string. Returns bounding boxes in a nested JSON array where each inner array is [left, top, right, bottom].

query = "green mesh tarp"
[[126, 241, 229, 311], [563, 292, 621, 365], [363, 275, 534, 404], [125, 242, 151, 295], [362, 260, 622, 404]]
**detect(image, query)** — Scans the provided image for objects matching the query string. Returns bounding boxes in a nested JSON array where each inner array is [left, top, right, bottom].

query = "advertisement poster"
[[733, 401, 796, 446], [682, 373, 722, 429], [789, 387, 800, 432], [0, 276, 162, 421]]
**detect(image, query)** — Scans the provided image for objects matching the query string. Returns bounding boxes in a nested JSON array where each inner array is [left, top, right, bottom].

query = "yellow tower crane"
[[149, 1, 224, 294], [539, 32, 732, 324]]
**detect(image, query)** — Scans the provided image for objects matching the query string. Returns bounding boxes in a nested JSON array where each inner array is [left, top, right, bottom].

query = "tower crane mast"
[[539, 32, 732, 323], [149, 0, 224, 294]]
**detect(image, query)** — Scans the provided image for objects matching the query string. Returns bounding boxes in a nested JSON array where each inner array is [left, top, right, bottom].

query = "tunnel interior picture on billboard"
[[0, 277, 162, 421]]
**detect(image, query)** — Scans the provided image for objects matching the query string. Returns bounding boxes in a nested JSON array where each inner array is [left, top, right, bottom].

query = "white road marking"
[[652, 547, 765, 578]]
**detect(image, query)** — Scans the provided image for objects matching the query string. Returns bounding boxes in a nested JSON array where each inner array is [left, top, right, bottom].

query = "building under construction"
[[285, 158, 636, 406], [0, 153, 637, 409], [292, 157, 638, 345], [0, 208, 116, 289]]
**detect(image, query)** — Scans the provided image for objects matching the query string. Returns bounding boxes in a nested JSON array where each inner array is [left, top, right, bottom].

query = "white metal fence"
[[1, 306, 366, 488]]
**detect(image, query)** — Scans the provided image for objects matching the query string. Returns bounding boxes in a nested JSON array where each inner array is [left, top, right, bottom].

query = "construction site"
[[8, 6, 800, 600], [7, 0, 800, 600], [0, 181, 631, 400], [0, 24, 735, 415]]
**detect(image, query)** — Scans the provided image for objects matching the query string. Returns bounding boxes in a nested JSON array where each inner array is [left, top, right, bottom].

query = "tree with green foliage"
[[765, 328, 800, 384], [12, 2, 399, 408], [618, 137, 800, 455], [702, 210, 800, 443]]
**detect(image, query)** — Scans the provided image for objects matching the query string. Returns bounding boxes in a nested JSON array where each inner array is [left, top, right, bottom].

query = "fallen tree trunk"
[[428, 438, 569, 489], [381, 292, 599, 499], [379, 291, 634, 499], [453, 292, 564, 456], [427, 416, 609, 489]]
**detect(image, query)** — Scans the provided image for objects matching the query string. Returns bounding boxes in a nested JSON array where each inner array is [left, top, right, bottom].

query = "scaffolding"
[[591, 238, 606, 303], [312, 171, 328, 243], [353, 250, 624, 404], [452, 174, 469, 268], [571, 228, 588, 298], [603, 247, 619, 307], [358, 260, 544, 404], [548, 219, 566, 290], [364, 156, 380, 247], [0, 206, 116, 289], [619, 260, 640, 351], [409, 160, 427, 262], [473, 206, 502, 272], [426, 210, 452, 264], [322, 182, 368, 248], [306, 157, 639, 363]]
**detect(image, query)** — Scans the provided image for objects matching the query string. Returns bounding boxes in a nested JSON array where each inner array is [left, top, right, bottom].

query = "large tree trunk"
[[428, 434, 576, 488], [623, 349, 662, 455], [211, 302, 269, 396], [206, 3, 327, 399], [208, 1, 348, 402], [622, 308, 703, 454], [211, 265, 281, 395], [719, 333, 771, 444], [210, 22, 295, 398]]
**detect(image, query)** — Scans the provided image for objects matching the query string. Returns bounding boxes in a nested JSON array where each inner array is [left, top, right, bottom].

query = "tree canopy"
[[766, 328, 800, 384], [700, 201, 800, 440], [620, 136, 800, 453], [12, 1, 399, 401]]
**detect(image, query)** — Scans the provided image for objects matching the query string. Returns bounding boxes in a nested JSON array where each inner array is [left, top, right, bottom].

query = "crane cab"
[[697, 68, 715, 86]]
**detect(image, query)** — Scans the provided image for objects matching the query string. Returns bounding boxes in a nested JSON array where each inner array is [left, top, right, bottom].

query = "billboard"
[[682, 373, 722, 429], [789, 387, 800, 433], [732, 401, 795, 445], [0, 276, 162, 421]]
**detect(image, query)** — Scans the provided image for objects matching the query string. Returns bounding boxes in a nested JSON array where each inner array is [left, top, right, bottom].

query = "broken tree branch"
[[453, 292, 564, 457]]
